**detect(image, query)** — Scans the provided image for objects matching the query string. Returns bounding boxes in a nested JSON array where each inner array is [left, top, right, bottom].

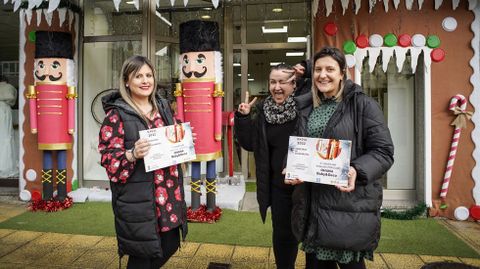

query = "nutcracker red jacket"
[[291, 79, 394, 252]]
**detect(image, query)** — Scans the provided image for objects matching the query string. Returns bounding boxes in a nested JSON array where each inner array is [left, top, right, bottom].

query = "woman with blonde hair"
[[99, 55, 187, 269]]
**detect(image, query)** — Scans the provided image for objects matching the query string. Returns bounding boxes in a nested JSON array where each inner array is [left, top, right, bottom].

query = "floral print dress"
[[98, 109, 183, 232]]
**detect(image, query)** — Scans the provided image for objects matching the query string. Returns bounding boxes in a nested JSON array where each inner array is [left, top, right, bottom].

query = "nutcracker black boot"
[[41, 169, 53, 200], [206, 178, 216, 212], [55, 169, 67, 201]]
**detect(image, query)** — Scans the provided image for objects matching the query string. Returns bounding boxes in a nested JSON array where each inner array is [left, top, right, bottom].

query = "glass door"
[[235, 48, 307, 179], [362, 55, 418, 201]]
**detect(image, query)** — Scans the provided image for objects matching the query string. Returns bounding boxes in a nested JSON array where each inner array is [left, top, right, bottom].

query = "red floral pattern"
[[99, 109, 183, 232]]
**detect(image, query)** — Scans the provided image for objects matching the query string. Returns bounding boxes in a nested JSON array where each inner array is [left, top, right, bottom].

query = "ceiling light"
[[287, 37, 308, 43], [156, 11, 172, 27], [286, 52, 304, 57], [262, 26, 288, 34], [126, 1, 135, 4], [272, 8, 283, 13], [203, 7, 213, 11], [248, 78, 254, 81], [201, 15, 211, 19], [270, 62, 284, 66], [233, 63, 241, 67]]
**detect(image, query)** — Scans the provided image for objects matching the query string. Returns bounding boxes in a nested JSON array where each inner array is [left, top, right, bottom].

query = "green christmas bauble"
[[343, 40, 357, 54], [426, 35, 441, 48], [28, 31, 36, 42], [384, 33, 397, 47]]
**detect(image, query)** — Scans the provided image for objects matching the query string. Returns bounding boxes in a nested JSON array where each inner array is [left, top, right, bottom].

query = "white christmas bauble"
[[412, 34, 426, 47], [369, 34, 383, 47], [346, 54, 356, 68], [442, 17, 457, 32], [454, 206, 470, 221], [26, 169, 37, 181], [19, 190, 32, 201]]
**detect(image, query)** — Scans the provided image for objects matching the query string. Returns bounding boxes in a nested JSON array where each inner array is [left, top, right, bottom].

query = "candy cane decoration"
[[440, 94, 473, 208]]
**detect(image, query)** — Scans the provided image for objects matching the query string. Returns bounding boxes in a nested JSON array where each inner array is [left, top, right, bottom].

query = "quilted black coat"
[[291, 80, 394, 252]]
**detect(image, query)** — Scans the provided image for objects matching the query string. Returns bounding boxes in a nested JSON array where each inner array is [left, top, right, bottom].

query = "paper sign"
[[139, 122, 196, 172], [285, 136, 351, 186]]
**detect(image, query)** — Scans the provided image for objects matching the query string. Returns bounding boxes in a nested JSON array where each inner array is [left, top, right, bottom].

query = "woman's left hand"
[[282, 168, 303, 185], [336, 166, 357, 192]]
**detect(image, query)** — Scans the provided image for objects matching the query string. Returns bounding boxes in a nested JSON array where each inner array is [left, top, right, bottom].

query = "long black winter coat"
[[292, 80, 394, 252], [234, 93, 311, 222], [101, 91, 188, 258]]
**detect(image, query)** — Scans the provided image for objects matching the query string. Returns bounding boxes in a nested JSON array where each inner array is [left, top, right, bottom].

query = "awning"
[[313, 0, 479, 16], [7, 0, 222, 13]]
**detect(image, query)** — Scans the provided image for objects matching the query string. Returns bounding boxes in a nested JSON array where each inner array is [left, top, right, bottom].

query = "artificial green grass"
[[245, 181, 256, 192], [0, 202, 478, 258], [378, 218, 479, 257]]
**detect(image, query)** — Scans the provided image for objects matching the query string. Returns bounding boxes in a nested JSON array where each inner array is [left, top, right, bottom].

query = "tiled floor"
[[0, 199, 479, 269]]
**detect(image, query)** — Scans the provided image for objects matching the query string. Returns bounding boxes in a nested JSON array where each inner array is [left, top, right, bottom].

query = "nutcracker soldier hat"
[[179, 20, 220, 53], [35, 31, 73, 59]]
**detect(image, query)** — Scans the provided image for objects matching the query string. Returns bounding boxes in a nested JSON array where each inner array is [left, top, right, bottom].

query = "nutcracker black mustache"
[[35, 71, 63, 81], [182, 66, 207, 78]]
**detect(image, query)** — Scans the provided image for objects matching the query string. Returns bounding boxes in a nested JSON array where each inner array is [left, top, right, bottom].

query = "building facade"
[[0, 0, 478, 220]]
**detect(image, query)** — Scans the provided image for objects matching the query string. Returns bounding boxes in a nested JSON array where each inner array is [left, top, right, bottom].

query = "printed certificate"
[[285, 136, 351, 186], [139, 122, 196, 172]]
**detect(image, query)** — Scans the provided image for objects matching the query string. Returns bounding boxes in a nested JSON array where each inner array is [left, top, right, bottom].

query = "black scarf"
[[263, 95, 297, 124]]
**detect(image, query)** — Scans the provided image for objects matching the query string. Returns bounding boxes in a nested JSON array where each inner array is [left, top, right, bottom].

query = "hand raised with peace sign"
[[237, 91, 257, 115]]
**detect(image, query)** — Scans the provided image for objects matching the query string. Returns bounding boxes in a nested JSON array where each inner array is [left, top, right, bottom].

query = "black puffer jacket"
[[292, 80, 394, 252], [102, 91, 187, 258], [234, 93, 311, 222]]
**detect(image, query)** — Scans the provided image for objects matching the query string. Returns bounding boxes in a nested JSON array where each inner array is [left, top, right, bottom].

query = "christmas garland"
[[20, 0, 81, 13], [187, 205, 222, 223], [381, 203, 427, 220]]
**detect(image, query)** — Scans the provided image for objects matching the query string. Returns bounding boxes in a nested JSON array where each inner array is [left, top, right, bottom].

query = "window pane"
[[84, 0, 143, 36], [82, 41, 142, 181], [155, 5, 223, 39], [246, 2, 310, 43]]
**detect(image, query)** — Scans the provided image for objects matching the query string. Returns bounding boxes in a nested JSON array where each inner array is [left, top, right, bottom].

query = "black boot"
[[41, 169, 53, 200], [56, 169, 67, 201], [190, 178, 201, 211], [206, 178, 216, 212]]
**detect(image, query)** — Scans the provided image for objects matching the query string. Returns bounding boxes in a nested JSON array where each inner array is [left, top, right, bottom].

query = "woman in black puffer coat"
[[99, 55, 187, 269], [290, 47, 394, 269]]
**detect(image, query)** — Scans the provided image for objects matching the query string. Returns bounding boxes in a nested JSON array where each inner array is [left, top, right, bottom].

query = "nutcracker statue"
[[176, 20, 223, 220], [26, 31, 76, 209]]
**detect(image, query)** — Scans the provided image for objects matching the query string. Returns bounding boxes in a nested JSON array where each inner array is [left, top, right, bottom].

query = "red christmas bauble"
[[470, 205, 480, 220], [431, 48, 446, 62], [398, 34, 412, 47], [324, 22, 338, 36], [356, 35, 369, 48], [31, 190, 42, 201]]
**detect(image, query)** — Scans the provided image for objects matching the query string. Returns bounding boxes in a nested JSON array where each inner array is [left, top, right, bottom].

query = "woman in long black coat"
[[290, 47, 394, 269], [234, 63, 311, 269]]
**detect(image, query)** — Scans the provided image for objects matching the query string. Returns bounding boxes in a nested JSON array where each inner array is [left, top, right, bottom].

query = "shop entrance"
[[225, 0, 311, 179]]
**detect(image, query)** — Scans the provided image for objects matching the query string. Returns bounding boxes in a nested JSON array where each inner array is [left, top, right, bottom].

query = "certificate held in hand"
[[139, 122, 196, 172], [285, 136, 351, 187]]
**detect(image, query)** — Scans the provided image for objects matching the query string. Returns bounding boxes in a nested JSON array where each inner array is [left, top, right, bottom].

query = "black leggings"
[[271, 187, 299, 269], [127, 227, 180, 269], [305, 253, 366, 269]]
